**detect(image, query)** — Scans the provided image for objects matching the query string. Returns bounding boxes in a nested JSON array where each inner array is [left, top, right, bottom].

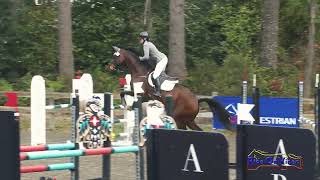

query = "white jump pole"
[[31, 75, 46, 145], [31, 73, 94, 145], [298, 81, 304, 123], [72, 73, 94, 105]]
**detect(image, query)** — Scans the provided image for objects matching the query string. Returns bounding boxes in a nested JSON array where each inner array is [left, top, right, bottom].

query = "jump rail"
[[20, 146, 139, 161]]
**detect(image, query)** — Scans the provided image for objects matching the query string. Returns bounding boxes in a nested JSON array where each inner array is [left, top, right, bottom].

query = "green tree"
[[72, 0, 144, 69], [17, 4, 59, 78], [0, 0, 20, 81]]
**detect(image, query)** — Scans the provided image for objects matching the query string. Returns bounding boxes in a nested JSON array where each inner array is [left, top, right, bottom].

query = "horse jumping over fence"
[[107, 46, 233, 131]]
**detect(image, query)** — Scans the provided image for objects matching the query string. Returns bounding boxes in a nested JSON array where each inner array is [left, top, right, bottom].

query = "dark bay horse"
[[107, 46, 233, 131]]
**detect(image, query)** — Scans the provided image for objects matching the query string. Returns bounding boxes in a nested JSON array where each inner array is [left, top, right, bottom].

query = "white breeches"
[[153, 56, 168, 79]]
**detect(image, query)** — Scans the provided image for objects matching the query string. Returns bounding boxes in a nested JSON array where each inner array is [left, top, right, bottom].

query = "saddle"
[[148, 71, 179, 91]]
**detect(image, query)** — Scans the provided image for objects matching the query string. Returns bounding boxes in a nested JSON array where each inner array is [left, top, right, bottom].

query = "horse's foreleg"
[[174, 118, 187, 130], [186, 120, 203, 131]]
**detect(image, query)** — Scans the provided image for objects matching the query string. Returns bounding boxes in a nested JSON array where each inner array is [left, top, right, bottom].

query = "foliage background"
[[0, 0, 317, 97]]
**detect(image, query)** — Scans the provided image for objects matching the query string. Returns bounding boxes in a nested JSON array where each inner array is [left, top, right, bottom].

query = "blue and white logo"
[[225, 104, 238, 125], [212, 96, 299, 129]]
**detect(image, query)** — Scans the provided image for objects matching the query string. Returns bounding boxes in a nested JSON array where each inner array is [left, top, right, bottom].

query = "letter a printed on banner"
[[273, 139, 290, 167], [182, 144, 204, 173]]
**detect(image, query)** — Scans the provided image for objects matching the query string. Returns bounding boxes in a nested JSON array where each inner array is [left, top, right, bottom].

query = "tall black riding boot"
[[152, 77, 161, 97]]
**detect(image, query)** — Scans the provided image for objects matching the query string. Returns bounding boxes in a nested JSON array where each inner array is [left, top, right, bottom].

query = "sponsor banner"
[[147, 129, 228, 180], [237, 125, 315, 180], [212, 96, 298, 129]]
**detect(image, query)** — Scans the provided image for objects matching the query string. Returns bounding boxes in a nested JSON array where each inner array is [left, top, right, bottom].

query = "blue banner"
[[212, 96, 299, 129]]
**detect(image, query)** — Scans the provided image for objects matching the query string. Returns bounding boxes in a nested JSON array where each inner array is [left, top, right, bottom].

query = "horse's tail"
[[198, 98, 234, 131]]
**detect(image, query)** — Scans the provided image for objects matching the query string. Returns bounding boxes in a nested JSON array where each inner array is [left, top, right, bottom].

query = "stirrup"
[[153, 90, 161, 97]]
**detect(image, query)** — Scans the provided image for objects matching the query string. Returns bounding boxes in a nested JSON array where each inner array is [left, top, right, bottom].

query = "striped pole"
[[242, 81, 248, 104], [133, 96, 144, 180], [298, 81, 304, 125], [21, 163, 75, 173], [315, 74, 320, 170], [103, 92, 112, 180], [318, 83, 320, 171], [71, 92, 80, 180], [20, 143, 75, 152], [239, 81, 248, 125], [20, 146, 138, 161], [252, 74, 260, 124]]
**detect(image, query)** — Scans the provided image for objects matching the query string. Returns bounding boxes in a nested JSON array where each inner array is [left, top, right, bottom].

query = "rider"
[[138, 31, 168, 97]]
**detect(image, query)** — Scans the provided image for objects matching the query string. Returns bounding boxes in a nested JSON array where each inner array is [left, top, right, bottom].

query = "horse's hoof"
[[153, 93, 161, 97]]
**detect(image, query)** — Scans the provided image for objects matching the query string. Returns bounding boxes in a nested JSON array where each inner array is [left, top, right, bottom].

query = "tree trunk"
[[168, 0, 187, 79], [144, 0, 152, 32], [9, 0, 17, 22], [260, 0, 280, 69], [58, 0, 74, 87], [304, 0, 317, 98]]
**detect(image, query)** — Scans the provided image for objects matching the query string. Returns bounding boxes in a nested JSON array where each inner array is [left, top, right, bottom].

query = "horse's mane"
[[124, 48, 154, 71], [126, 48, 141, 57]]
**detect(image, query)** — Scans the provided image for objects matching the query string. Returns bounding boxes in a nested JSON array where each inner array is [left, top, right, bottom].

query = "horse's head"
[[107, 46, 150, 75], [107, 46, 126, 71]]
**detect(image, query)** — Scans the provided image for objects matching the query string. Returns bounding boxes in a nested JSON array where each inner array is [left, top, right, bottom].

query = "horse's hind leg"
[[175, 118, 187, 130], [186, 120, 203, 131]]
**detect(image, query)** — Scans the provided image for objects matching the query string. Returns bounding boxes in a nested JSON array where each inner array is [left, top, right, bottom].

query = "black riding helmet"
[[139, 31, 149, 41]]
